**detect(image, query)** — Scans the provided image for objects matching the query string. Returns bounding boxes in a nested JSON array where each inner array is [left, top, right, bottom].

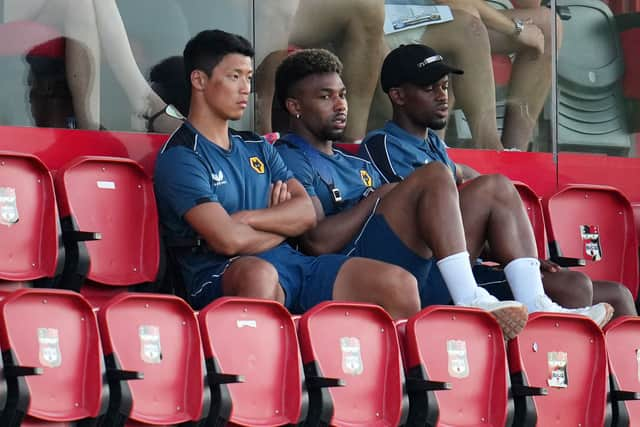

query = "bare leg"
[[377, 162, 467, 259], [592, 280, 637, 318], [489, 7, 560, 150], [540, 269, 593, 307], [458, 174, 537, 260], [423, 10, 503, 149], [290, 0, 386, 141], [333, 258, 420, 319]]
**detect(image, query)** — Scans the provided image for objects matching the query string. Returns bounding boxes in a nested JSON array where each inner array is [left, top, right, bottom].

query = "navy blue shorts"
[[346, 213, 441, 305], [190, 244, 348, 313]]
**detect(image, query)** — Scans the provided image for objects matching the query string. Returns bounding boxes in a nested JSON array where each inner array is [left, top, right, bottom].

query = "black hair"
[[183, 29, 254, 85], [274, 48, 343, 110], [149, 55, 189, 117]]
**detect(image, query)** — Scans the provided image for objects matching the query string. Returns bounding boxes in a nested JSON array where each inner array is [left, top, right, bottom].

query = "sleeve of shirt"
[[264, 140, 294, 184], [154, 146, 217, 218], [274, 144, 318, 197], [359, 133, 404, 183]]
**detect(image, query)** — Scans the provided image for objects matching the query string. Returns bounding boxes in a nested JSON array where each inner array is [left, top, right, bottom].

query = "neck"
[[392, 113, 429, 141], [188, 104, 231, 149], [289, 121, 334, 155]]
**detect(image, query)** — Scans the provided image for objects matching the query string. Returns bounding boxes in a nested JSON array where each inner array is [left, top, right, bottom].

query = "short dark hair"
[[150, 56, 189, 117], [183, 29, 254, 84], [275, 48, 343, 110]]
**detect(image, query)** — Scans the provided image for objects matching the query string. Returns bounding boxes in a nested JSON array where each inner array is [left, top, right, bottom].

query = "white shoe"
[[458, 287, 528, 340], [531, 295, 614, 328]]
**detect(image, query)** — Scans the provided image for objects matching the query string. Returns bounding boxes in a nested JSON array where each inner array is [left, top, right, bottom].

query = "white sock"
[[504, 257, 545, 311], [436, 251, 479, 304]]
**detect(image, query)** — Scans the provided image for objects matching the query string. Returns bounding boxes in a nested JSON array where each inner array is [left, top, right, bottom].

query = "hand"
[[539, 258, 561, 273], [517, 20, 544, 56], [269, 180, 292, 207], [372, 183, 398, 198]]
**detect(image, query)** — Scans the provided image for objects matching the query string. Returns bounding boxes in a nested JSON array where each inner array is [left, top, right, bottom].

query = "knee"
[[408, 161, 457, 191], [377, 266, 421, 318], [441, 10, 491, 55], [563, 271, 594, 304], [474, 173, 518, 199], [530, 7, 558, 55], [224, 260, 281, 300]]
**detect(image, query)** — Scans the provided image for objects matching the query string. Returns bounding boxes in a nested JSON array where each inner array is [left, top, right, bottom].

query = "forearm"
[[301, 196, 380, 255], [204, 221, 286, 256], [243, 196, 316, 237]]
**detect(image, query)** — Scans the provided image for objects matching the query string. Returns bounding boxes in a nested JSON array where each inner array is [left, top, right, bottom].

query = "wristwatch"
[[513, 18, 525, 36]]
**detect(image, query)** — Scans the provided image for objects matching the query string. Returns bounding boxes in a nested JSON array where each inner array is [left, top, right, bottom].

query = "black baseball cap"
[[380, 44, 463, 93]]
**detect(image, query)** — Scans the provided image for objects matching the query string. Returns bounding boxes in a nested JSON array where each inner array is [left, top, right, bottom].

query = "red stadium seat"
[[544, 184, 639, 300], [97, 292, 209, 425], [0, 151, 62, 290], [513, 181, 548, 258], [0, 288, 106, 425], [401, 305, 511, 427], [604, 316, 640, 427], [54, 156, 162, 306], [198, 297, 306, 426], [297, 301, 407, 426], [508, 312, 609, 426]]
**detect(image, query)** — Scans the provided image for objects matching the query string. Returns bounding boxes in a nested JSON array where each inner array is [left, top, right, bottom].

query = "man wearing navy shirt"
[[361, 44, 628, 322], [275, 48, 532, 339], [154, 30, 421, 319], [275, 47, 615, 332]]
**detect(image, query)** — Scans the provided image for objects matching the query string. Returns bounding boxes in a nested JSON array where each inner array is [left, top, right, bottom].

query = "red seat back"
[[508, 312, 609, 426], [544, 184, 639, 299], [55, 156, 160, 304], [513, 181, 548, 258], [199, 297, 305, 426], [0, 289, 105, 424], [604, 316, 640, 426], [98, 293, 208, 425], [403, 306, 511, 426], [298, 301, 406, 426], [0, 151, 60, 284]]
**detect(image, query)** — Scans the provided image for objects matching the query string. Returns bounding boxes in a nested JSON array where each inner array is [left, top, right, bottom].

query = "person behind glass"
[[4, 0, 178, 131], [360, 44, 633, 320], [274, 48, 616, 338], [153, 30, 421, 319]]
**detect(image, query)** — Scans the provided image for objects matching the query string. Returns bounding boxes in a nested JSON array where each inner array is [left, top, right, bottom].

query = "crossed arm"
[[299, 183, 397, 255], [184, 178, 316, 256]]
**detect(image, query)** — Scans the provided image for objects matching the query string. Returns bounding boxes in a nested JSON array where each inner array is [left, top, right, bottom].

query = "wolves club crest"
[[360, 170, 373, 187], [249, 157, 265, 174]]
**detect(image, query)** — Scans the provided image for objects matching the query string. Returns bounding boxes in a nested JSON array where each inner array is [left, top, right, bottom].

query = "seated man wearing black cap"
[[359, 43, 633, 322]]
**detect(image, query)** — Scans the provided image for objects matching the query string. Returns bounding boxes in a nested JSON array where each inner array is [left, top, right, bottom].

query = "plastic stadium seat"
[[508, 312, 609, 426], [297, 301, 407, 427], [544, 184, 639, 300], [97, 292, 209, 426], [54, 156, 162, 306], [401, 305, 512, 427], [198, 297, 306, 426], [0, 288, 106, 426], [604, 316, 640, 427], [513, 181, 547, 258], [556, 0, 632, 155], [0, 151, 62, 290]]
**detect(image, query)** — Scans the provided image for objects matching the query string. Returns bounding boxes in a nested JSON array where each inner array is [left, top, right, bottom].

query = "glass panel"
[[555, 1, 640, 158], [253, 0, 556, 155], [0, 0, 253, 132]]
